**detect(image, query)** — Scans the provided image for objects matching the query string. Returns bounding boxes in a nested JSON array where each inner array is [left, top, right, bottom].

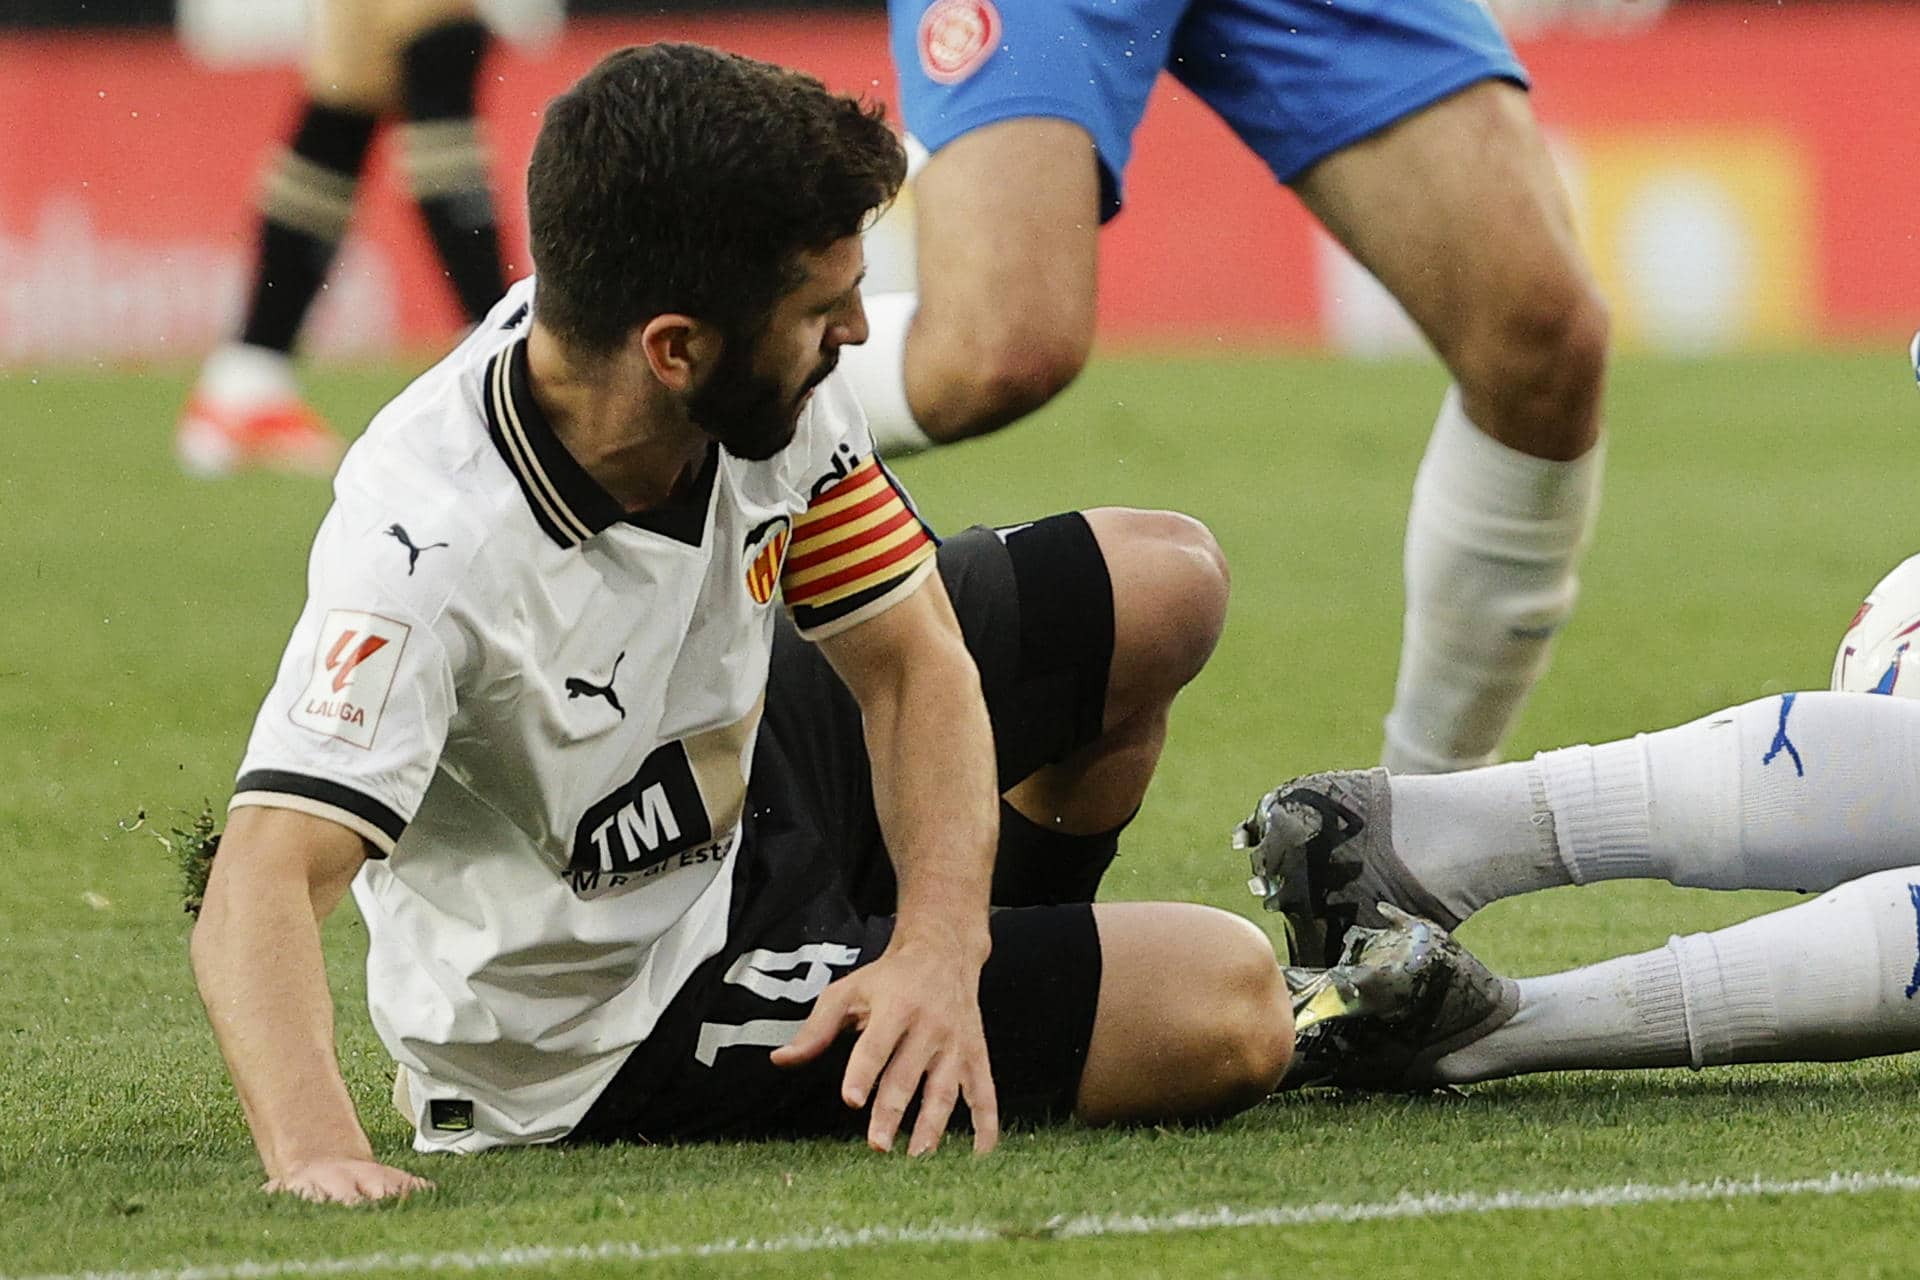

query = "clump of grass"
[[127, 803, 221, 917]]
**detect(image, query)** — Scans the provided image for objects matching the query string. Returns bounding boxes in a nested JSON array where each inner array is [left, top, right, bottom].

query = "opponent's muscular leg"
[[1295, 81, 1609, 772], [906, 118, 1101, 442], [1004, 507, 1230, 836], [1293, 80, 1607, 459], [1076, 903, 1293, 1121]]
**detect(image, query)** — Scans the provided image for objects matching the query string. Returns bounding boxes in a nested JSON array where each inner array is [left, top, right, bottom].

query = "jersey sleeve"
[[780, 452, 940, 640], [229, 506, 463, 857]]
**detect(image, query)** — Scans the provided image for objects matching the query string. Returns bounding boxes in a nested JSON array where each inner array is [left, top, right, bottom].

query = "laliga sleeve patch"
[[289, 609, 412, 749], [918, 0, 1001, 85]]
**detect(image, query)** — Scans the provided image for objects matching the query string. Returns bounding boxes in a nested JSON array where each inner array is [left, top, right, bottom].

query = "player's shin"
[[1384, 387, 1603, 773], [240, 101, 379, 354], [400, 18, 506, 323]]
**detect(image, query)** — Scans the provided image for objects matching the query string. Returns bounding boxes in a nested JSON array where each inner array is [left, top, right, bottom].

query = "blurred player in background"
[[175, 0, 513, 477], [841, 0, 1611, 776]]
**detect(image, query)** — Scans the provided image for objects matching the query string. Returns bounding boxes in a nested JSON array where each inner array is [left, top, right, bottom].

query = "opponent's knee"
[[1453, 270, 1610, 459], [911, 310, 1090, 441]]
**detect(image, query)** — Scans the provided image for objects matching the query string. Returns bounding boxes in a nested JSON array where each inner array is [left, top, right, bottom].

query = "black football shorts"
[[571, 514, 1115, 1143]]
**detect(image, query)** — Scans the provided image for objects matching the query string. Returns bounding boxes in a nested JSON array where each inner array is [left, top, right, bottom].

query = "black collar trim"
[[482, 338, 716, 550]]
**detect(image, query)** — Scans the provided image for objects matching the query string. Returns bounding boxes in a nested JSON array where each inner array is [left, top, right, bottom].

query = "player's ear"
[[636, 314, 721, 392]]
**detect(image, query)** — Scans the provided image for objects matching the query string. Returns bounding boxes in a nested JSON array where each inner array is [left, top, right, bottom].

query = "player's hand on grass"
[[771, 933, 998, 1157], [263, 1157, 434, 1206]]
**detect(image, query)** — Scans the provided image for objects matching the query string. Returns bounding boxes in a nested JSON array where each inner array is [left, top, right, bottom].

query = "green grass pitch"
[[3, 349, 1919, 1278]]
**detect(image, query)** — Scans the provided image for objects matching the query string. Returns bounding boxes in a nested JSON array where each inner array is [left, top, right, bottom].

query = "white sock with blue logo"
[[1384, 691, 1920, 918], [1538, 691, 1920, 894], [1432, 866, 1920, 1083]]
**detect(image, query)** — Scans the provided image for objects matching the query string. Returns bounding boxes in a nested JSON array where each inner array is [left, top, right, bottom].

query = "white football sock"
[[1433, 867, 1920, 1082], [1383, 691, 1920, 916], [1383, 387, 1603, 773], [1389, 762, 1567, 922], [839, 290, 934, 457], [1543, 691, 1920, 894], [1431, 947, 1690, 1082], [195, 342, 299, 409]]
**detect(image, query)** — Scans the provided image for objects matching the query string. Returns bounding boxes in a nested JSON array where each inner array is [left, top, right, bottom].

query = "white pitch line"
[[13, 1170, 1920, 1280]]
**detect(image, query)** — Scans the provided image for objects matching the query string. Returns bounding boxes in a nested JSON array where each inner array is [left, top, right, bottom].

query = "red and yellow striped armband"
[[782, 454, 938, 638]]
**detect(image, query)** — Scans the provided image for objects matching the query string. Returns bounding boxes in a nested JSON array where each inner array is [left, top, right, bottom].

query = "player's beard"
[[686, 330, 838, 463]]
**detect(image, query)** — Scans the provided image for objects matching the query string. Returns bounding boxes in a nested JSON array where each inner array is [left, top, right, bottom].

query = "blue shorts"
[[890, 0, 1528, 220]]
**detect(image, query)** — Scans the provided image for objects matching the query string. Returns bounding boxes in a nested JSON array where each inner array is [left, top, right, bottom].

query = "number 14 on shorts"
[[694, 942, 861, 1066]]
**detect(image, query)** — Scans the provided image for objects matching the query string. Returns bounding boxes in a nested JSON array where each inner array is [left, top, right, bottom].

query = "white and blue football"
[[1832, 554, 1920, 697]]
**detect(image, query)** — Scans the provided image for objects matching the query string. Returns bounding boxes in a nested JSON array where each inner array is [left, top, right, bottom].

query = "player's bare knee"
[[1083, 905, 1290, 1121], [1088, 508, 1230, 704], [1151, 511, 1230, 685], [1222, 913, 1294, 1092], [1456, 272, 1610, 460], [916, 321, 1089, 441], [1187, 914, 1293, 1107]]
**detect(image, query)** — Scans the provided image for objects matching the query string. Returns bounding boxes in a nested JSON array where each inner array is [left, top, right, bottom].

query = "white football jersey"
[[231, 279, 938, 1152]]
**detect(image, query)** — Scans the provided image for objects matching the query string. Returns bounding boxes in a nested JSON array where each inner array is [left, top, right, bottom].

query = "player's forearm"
[[864, 647, 996, 956], [191, 862, 373, 1177]]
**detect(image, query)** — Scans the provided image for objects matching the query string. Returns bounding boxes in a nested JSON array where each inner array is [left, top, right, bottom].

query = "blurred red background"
[[2, 4, 1913, 364]]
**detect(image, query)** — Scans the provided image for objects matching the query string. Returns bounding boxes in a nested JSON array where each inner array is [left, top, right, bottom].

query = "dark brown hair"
[[527, 42, 906, 355]]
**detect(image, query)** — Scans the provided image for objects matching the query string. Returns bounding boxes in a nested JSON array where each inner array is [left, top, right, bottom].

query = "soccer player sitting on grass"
[[1240, 689, 1920, 1088], [191, 43, 1345, 1205]]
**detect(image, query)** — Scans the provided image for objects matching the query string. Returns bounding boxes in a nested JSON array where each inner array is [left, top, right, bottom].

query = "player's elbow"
[[188, 856, 254, 973]]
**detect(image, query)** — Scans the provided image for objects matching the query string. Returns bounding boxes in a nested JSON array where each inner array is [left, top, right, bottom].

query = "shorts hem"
[[904, 97, 1125, 217], [1269, 58, 1530, 184]]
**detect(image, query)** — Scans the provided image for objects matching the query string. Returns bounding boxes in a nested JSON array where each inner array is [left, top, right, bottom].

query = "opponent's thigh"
[[908, 118, 1102, 435], [1291, 81, 1602, 452], [1293, 80, 1582, 341], [1076, 902, 1292, 1123]]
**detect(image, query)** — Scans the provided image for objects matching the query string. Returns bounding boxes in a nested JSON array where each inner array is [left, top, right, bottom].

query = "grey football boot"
[[1234, 768, 1458, 968], [1283, 904, 1519, 1092]]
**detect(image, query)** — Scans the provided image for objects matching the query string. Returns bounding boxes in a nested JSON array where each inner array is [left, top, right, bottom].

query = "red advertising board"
[[1, 4, 1914, 365]]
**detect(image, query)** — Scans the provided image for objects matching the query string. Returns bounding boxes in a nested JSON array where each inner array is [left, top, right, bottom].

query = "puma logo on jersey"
[[385, 523, 449, 576], [566, 652, 625, 718]]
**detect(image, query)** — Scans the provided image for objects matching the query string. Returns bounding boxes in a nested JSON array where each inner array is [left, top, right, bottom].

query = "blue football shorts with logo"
[[571, 513, 1117, 1143], [891, 0, 1529, 219]]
